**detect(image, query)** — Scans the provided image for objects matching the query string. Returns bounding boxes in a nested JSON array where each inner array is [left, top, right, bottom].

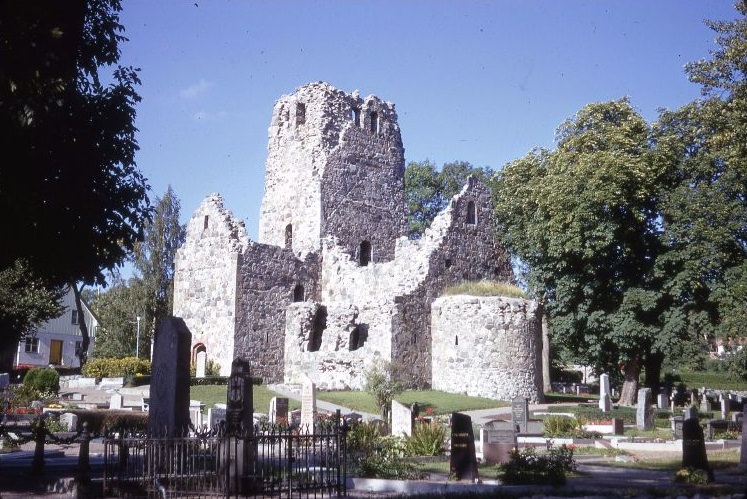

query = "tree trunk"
[[71, 282, 89, 367], [541, 310, 552, 394], [617, 354, 642, 406], [644, 351, 664, 392]]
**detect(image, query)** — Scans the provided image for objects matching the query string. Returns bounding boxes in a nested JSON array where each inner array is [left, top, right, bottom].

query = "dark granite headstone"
[[450, 412, 478, 481], [681, 417, 714, 482], [511, 397, 529, 433], [148, 317, 191, 437]]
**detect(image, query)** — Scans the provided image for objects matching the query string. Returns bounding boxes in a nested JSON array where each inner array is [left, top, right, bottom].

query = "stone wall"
[[431, 295, 543, 402], [259, 82, 406, 263], [173, 194, 248, 376], [233, 244, 320, 383]]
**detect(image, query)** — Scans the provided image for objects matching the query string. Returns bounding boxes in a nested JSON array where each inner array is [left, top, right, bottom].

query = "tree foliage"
[[404, 160, 494, 238], [0, 0, 150, 366]]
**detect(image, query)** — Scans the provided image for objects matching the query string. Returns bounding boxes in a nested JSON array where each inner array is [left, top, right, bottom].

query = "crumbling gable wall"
[[233, 243, 320, 382], [173, 194, 249, 376]]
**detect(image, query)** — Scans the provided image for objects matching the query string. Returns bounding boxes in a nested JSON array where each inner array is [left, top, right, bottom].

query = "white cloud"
[[180, 79, 213, 99]]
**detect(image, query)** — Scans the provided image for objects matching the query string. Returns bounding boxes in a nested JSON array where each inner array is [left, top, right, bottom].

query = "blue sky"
[[119, 1, 737, 239]]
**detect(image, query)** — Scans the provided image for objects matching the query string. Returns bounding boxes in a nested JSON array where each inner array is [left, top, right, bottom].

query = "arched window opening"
[[296, 102, 306, 126], [293, 284, 304, 302], [308, 306, 327, 352], [349, 324, 369, 351], [351, 107, 361, 127], [285, 224, 293, 250], [192, 343, 207, 363], [359, 240, 372, 266], [203, 215, 209, 230], [466, 201, 476, 225], [369, 111, 378, 133]]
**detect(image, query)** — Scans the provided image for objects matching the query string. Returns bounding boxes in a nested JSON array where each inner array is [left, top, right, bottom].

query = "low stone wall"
[[431, 295, 542, 402]]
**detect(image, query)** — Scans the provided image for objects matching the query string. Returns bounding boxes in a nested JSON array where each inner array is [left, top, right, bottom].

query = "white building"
[[14, 287, 98, 369]]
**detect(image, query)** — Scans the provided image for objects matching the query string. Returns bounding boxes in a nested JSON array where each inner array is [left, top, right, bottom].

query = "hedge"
[[82, 357, 151, 379]]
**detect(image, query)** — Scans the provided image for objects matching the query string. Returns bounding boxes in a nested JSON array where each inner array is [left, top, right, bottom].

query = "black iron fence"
[[103, 412, 347, 498]]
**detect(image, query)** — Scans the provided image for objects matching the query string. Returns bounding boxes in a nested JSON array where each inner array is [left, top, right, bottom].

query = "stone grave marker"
[[109, 393, 123, 410], [72, 392, 84, 401], [450, 412, 478, 481], [391, 400, 414, 437], [300, 376, 317, 433], [0, 373, 8, 390], [683, 406, 698, 421], [657, 392, 668, 410], [682, 417, 714, 482], [225, 358, 259, 495], [148, 317, 192, 437], [480, 424, 516, 465], [60, 412, 78, 431], [720, 396, 729, 420], [599, 373, 611, 412], [636, 388, 653, 430], [196, 350, 207, 378], [690, 389, 698, 407], [511, 397, 529, 433], [209, 406, 227, 430], [269, 397, 290, 424]]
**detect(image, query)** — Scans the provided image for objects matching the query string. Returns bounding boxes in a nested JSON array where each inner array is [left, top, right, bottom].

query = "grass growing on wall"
[[443, 280, 526, 298]]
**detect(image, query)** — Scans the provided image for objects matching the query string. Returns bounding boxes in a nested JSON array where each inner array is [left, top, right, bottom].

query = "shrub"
[[82, 357, 151, 379], [363, 360, 403, 421], [405, 420, 447, 456], [672, 467, 711, 484], [443, 280, 526, 298], [346, 421, 426, 480], [499, 444, 576, 485], [543, 415, 579, 437], [23, 367, 60, 394]]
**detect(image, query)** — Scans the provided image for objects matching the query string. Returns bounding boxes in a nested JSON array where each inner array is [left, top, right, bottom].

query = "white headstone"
[[599, 394, 611, 412], [269, 396, 277, 422], [109, 393, 123, 410], [300, 376, 316, 433], [599, 373, 610, 398], [657, 393, 668, 410], [60, 412, 78, 431], [196, 351, 207, 378], [391, 400, 414, 437]]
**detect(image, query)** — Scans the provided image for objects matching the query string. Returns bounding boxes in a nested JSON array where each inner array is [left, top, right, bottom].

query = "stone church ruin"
[[173, 81, 542, 401]]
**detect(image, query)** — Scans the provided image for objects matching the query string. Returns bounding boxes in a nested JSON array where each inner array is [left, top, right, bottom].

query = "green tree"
[[0, 0, 151, 366], [495, 99, 668, 405], [0, 261, 65, 370], [363, 360, 403, 422], [132, 186, 186, 352], [404, 160, 494, 238], [90, 279, 146, 358]]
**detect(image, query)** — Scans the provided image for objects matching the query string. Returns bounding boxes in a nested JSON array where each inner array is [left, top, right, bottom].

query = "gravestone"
[[196, 350, 207, 378], [598, 373, 611, 412], [0, 373, 8, 389], [672, 416, 684, 439], [636, 388, 653, 430], [657, 393, 668, 410], [480, 425, 516, 465], [720, 397, 729, 420], [300, 376, 317, 433], [683, 406, 698, 421], [208, 406, 227, 430], [109, 393, 123, 410], [60, 412, 78, 431], [226, 358, 258, 495], [691, 389, 698, 407], [148, 317, 192, 437], [450, 412, 478, 481], [511, 397, 529, 433], [269, 397, 289, 424], [682, 417, 714, 482], [391, 400, 414, 437]]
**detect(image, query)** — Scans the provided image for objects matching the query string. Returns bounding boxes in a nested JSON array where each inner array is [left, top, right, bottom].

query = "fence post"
[[31, 416, 46, 475], [75, 422, 92, 498]]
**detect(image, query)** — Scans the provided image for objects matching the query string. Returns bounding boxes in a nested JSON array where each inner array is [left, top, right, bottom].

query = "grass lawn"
[[668, 370, 746, 391], [190, 385, 300, 413], [315, 390, 509, 416]]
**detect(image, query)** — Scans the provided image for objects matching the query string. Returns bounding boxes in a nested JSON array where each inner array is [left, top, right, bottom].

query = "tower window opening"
[[351, 107, 361, 127], [285, 224, 293, 250], [455, 335, 459, 346], [203, 215, 209, 230], [359, 240, 372, 266], [293, 284, 304, 302], [466, 201, 476, 225], [296, 103, 306, 126], [369, 111, 378, 133], [308, 306, 327, 352]]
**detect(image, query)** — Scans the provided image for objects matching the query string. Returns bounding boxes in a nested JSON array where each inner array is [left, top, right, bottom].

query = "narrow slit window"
[[203, 215, 209, 230], [466, 201, 476, 225], [369, 111, 378, 133], [285, 224, 293, 250], [359, 240, 372, 266], [351, 107, 361, 127], [293, 284, 304, 302], [296, 103, 306, 126]]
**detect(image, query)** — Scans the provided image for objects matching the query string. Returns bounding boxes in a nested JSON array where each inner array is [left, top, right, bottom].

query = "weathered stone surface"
[[431, 296, 543, 402], [173, 82, 518, 389]]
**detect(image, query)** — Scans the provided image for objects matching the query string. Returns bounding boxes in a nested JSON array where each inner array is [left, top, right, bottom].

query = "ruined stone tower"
[[174, 82, 529, 395], [259, 82, 406, 263]]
